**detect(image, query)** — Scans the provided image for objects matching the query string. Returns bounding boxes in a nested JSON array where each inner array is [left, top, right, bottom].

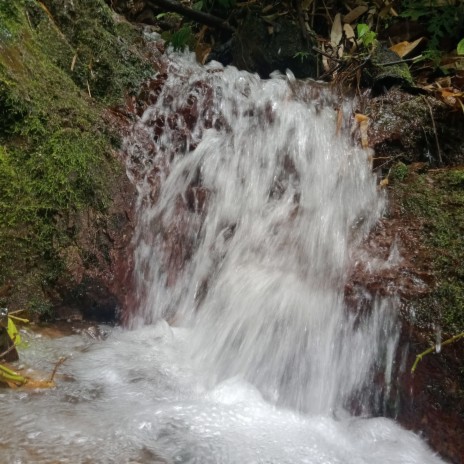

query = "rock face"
[[364, 88, 464, 166], [345, 165, 464, 464], [53, 162, 137, 322], [231, 15, 317, 78], [0, 0, 158, 321]]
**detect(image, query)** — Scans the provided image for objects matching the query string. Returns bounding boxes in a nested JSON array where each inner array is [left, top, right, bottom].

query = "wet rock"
[[362, 45, 413, 94], [231, 14, 317, 79], [364, 88, 464, 166], [346, 167, 464, 464]]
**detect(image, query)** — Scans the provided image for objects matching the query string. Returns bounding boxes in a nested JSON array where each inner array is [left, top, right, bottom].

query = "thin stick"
[[411, 332, 464, 373], [422, 95, 443, 165], [49, 356, 67, 383], [8, 315, 29, 323], [380, 56, 422, 67], [0, 343, 17, 360], [312, 46, 344, 63]]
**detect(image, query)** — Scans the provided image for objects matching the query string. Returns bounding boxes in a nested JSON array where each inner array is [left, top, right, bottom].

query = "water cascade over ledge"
[[0, 51, 446, 463], [126, 52, 396, 415]]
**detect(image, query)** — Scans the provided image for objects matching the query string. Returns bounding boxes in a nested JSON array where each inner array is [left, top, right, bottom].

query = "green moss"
[[396, 169, 464, 333], [390, 162, 408, 182], [39, 0, 153, 104], [0, 0, 152, 315]]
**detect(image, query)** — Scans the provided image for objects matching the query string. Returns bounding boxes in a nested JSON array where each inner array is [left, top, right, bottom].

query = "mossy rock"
[[394, 168, 464, 334], [0, 0, 153, 319], [362, 45, 413, 94]]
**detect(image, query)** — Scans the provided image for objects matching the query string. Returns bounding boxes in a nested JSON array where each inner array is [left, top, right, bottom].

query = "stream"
[[0, 51, 446, 463]]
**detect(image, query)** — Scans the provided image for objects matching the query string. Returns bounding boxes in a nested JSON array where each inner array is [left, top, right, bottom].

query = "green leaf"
[[170, 26, 193, 51], [458, 38, 464, 56], [356, 23, 369, 39]]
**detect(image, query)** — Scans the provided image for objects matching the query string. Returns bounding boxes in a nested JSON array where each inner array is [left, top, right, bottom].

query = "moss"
[[0, 1, 152, 316], [390, 162, 408, 182], [396, 168, 464, 333], [39, 0, 153, 104]]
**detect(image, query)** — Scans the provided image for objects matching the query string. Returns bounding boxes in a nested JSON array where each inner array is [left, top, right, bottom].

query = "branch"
[[411, 331, 464, 373], [146, 0, 235, 32]]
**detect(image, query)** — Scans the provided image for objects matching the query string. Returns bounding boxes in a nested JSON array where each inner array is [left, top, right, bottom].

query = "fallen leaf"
[[379, 178, 389, 188], [331, 13, 343, 47], [355, 113, 369, 149], [390, 37, 424, 58], [343, 23, 355, 42], [343, 5, 368, 24]]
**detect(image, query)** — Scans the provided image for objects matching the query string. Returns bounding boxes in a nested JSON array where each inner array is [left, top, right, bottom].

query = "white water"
[[0, 52, 445, 463]]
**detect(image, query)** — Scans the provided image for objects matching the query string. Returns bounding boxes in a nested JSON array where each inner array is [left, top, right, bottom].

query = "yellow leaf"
[[7, 317, 21, 346], [390, 37, 424, 58]]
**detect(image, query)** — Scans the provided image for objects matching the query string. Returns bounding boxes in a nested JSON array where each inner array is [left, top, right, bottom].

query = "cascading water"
[[126, 52, 396, 415], [0, 51, 446, 464]]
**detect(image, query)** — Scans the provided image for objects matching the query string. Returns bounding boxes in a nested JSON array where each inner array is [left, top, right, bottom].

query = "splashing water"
[[0, 52, 445, 463], [127, 52, 395, 414]]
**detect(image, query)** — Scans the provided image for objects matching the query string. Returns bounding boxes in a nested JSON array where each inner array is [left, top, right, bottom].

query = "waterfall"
[[125, 51, 398, 415], [0, 50, 446, 464]]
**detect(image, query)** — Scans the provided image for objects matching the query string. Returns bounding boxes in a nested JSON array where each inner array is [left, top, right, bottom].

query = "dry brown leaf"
[[379, 178, 389, 188], [343, 23, 355, 42], [389, 37, 424, 58], [331, 13, 343, 47], [355, 113, 369, 149], [441, 89, 463, 98], [343, 5, 368, 24]]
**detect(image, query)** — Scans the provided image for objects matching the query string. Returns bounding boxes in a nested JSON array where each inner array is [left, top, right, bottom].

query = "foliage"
[[458, 39, 464, 56], [356, 23, 377, 49], [399, 0, 464, 56], [293, 51, 311, 63], [169, 25, 194, 50], [390, 162, 409, 182]]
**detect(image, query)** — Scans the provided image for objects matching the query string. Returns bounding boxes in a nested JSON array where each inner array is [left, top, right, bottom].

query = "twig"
[[312, 46, 343, 63], [0, 343, 17, 360], [421, 95, 443, 165], [411, 332, 464, 373], [49, 356, 67, 383], [9, 315, 29, 323], [380, 57, 421, 67], [9, 309, 26, 315]]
